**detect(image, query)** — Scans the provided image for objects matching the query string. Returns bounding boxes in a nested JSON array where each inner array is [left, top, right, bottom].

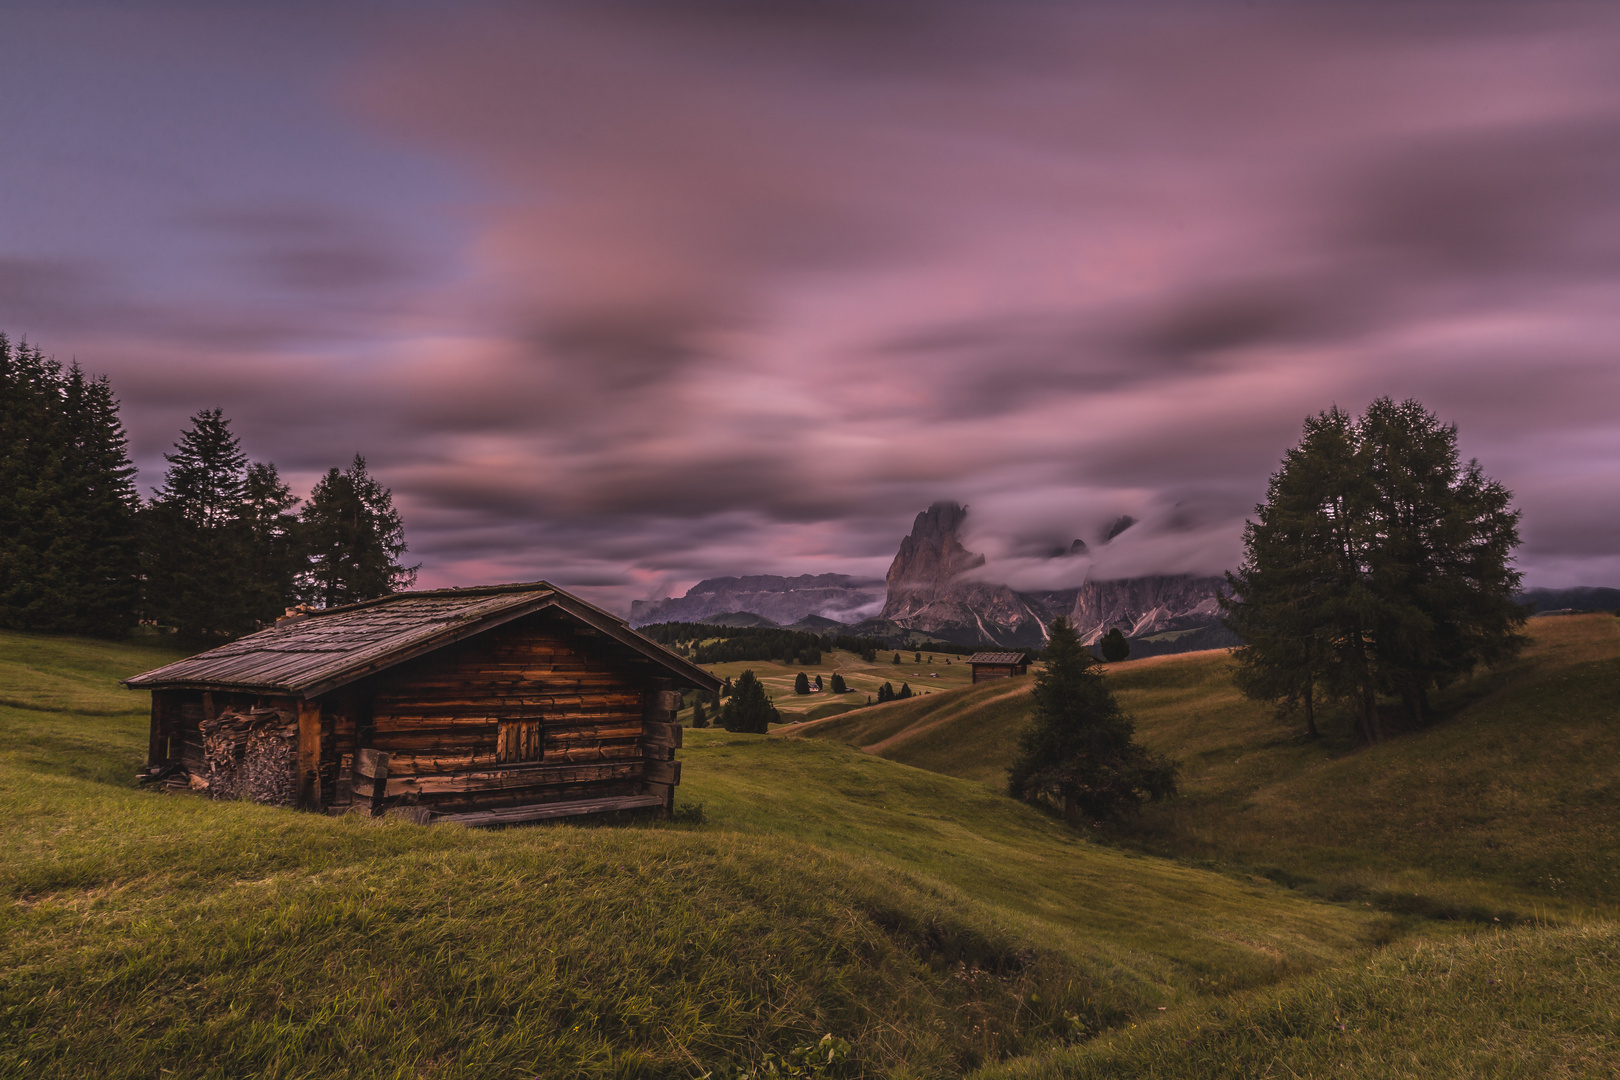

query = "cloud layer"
[[4, 2, 1619, 611]]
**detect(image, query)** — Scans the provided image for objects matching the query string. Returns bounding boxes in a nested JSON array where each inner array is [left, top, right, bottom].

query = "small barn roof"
[[125, 582, 721, 698], [967, 652, 1028, 665]]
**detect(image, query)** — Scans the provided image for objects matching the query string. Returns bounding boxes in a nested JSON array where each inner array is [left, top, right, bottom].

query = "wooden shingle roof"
[[967, 652, 1028, 665], [124, 582, 721, 698]]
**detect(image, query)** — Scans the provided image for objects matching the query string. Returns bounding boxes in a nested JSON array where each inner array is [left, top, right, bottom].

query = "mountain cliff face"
[[629, 574, 883, 627], [879, 503, 1050, 644], [877, 502, 1226, 647], [631, 503, 1229, 651]]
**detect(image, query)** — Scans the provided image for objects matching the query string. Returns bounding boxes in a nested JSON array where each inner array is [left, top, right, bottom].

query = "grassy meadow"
[[800, 613, 1620, 924], [2, 619, 1617, 1077], [687, 647, 977, 722]]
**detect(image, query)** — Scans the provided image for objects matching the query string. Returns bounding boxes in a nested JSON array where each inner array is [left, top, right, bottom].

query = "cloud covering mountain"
[[2, 3, 1619, 610]]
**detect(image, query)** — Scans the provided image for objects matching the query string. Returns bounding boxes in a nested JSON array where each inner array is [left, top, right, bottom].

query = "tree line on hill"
[[0, 335, 416, 642]]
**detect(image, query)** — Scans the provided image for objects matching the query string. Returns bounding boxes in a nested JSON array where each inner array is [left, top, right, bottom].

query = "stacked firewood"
[[196, 707, 299, 806]]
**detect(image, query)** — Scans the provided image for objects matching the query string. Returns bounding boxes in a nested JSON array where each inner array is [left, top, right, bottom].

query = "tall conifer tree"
[[144, 408, 255, 640], [298, 455, 417, 608], [1008, 617, 1177, 821]]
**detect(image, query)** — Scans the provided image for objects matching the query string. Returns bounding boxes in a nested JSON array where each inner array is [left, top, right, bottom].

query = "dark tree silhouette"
[[1008, 617, 1177, 822]]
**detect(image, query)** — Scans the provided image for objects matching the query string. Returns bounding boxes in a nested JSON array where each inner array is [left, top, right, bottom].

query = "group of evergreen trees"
[[0, 336, 140, 636], [1222, 399, 1525, 742], [0, 335, 416, 641], [875, 681, 912, 702]]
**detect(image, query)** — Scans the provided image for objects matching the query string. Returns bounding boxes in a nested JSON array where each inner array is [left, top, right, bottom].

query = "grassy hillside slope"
[[981, 921, 1620, 1080], [1, 630, 1388, 1079], [800, 614, 1620, 919]]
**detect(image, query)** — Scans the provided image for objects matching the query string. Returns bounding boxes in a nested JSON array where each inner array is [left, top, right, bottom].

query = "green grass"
[[5, 624, 1617, 1078], [979, 921, 1620, 1079], [688, 648, 975, 721], [0, 630, 1391, 1079], [800, 614, 1620, 922]]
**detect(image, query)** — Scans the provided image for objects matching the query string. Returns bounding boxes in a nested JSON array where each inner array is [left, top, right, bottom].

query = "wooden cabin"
[[967, 651, 1031, 684], [124, 582, 720, 827]]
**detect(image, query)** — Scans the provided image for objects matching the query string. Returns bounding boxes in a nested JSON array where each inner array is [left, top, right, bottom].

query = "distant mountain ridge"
[[629, 574, 883, 627], [878, 502, 1228, 648]]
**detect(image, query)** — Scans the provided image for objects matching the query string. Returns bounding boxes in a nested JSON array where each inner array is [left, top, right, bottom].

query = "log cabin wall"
[[360, 610, 657, 816]]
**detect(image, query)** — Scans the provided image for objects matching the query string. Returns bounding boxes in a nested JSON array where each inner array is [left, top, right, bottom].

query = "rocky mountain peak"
[[881, 502, 987, 614]]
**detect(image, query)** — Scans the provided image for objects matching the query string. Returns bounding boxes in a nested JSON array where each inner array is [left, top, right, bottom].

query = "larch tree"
[[1223, 399, 1525, 742]]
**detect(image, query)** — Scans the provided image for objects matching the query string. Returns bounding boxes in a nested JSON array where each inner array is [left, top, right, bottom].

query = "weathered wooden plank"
[[641, 743, 675, 762], [386, 742, 642, 775], [645, 690, 684, 714], [384, 761, 636, 796], [298, 700, 322, 809], [645, 759, 680, 785], [435, 794, 665, 827], [354, 747, 391, 782], [641, 721, 681, 749]]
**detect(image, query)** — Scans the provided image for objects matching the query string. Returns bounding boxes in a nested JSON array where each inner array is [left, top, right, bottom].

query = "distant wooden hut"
[[967, 651, 1031, 684], [124, 582, 720, 826]]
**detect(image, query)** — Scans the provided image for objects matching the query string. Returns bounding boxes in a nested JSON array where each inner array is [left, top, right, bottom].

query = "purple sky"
[[5, 2, 1620, 613]]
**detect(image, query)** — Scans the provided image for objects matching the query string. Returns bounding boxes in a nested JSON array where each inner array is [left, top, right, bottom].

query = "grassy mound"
[[979, 922, 1620, 1080], [791, 678, 1034, 783]]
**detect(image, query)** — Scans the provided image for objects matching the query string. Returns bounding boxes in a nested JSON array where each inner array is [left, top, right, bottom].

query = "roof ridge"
[[306, 580, 557, 618]]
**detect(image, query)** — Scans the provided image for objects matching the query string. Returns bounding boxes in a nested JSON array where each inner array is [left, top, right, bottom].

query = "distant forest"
[[0, 333, 417, 642], [638, 621, 991, 664]]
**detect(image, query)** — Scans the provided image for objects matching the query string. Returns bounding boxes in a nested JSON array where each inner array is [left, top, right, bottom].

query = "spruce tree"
[[720, 670, 778, 733], [298, 455, 418, 607], [830, 672, 847, 693], [691, 700, 709, 729], [794, 671, 810, 694], [898, 682, 912, 700], [1008, 617, 1177, 822], [240, 462, 302, 625], [144, 408, 255, 640], [877, 681, 895, 703], [1100, 628, 1130, 663]]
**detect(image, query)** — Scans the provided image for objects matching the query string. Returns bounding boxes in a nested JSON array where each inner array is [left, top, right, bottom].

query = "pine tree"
[[1100, 628, 1130, 663], [298, 455, 418, 608], [830, 672, 847, 693], [898, 682, 912, 700], [892, 653, 901, 664], [814, 674, 823, 691], [794, 671, 810, 694], [877, 681, 895, 703], [720, 670, 778, 733], [691, 700, 709, 729], [1008, 617, 1177, 822]]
